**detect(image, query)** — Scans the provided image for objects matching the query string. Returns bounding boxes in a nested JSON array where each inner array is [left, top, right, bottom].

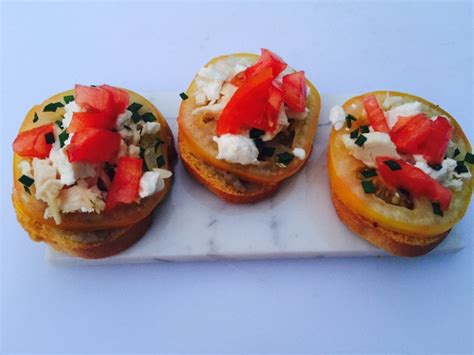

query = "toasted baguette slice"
[[179, 135, 279, 203], [13, 195, 153, 259], [331, 192, 448, 257]]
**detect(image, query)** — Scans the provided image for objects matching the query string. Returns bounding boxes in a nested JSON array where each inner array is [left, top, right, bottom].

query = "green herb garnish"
[[156, 155, 165, 168], [455, 163, 468, 174], [250, 128, 265, 139], [350, 129, 359, 139], [43, 102, 64, 112], [361, 168, 377, 178], [58, 131, 69, 148], [359, 125, 370, 133], [345, 114, 357, 128], [361, 180, 376, 194], [123, 125, 132, 131], [277, 152, 294, 166], [154, 138, 164, 150], [33, 113, 39, 123], [127, 102, 143, 112], [432, 202, 443, 216], [18, 175, 34, 187], [142, 112, 156, 122], [179, 92, 189, 100], [44, 132, 55, 144], [429, 163, 442, 171], [55, 120, 64, 129], [24, 185, 31, 195], [383, 160, 401, 171], [464, 152, 474, 164], [452, 148, 460, 158], [63, 95, 74, 104], [131, 111, 141, 123], [261, 147, 275, 157], [354, 134, 367, 147]]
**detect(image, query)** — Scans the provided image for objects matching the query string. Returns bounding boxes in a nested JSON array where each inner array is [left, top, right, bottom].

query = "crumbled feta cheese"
[[192, 83, 237, 117], [342, 132, 400, 167], [49, 147, 96, 186], [142, 121, 161, 135], [139, 169, 173, 198], [414, 156, 471, 191], [18, 160, 32, 177], [116, 110, 132, 129], [329, 105, 346, 130], [58, 180, 105, 214], [233, 63, 248, 76], [382, 94, 404, 109], [213, 134, 259, 165], [292, 148, 306, 160], [62, 101, 82, 128], [128, 144, 140, 158], [386, 101, 422, 129]]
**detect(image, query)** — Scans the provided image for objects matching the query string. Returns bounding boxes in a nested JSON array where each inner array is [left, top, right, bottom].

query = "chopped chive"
[[23, 185, 31, 195], [249, 128, 265, 139], [90, 84, 97, 87], [43, 102, 64, 112], [154, 138, 164, 150], [123, 124, 132, 131], [359, 125, 370, 133], [179, 92, 189, 100], [452, 148, 460, 158], [131, 111, 141, 123], [63, 95, 74, 104], [276, 152, 294, 166], [354, 134, 367, 147], [139, 147, 145, 159], [261, 146, 275, 157], [44, 132, 55, 144], [18, 175, 34, 187], [464, 152, 474, 164], [253, 138, 263, 150], [127, 102, 142, 112], [383, 160, 401, 171], [156, 155, 165, 168], [345, 114, 357, 128], [432, 202, 443, 216], [455, 164, 468, 174], [429, 163, 442, 171], [361, 180, 376, 194], [361, 168, 377, 178], [33, 113, 39, 123], [58, 131, 69, 148], [55, 120, 64, 129], [142, 112, 156, 122], [350, 129, 359, 139]]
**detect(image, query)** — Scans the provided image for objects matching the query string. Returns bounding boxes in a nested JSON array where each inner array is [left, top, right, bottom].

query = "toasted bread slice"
[[331, 192, 448, 257], [13, 195, 153, 259], [179, 134, 279, 203]]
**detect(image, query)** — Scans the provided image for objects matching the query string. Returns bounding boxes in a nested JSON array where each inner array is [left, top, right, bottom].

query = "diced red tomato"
[[101, 85, 129, 115], [67, 128, 121, 163], [75, 85, 114, 113], [217, 68, 274, 135], [363, 95, 390, 133], [376, 157, 452, 210], [390, 113, 432, 154], [105, 157, 143, 210], [391, 115, 413, 133], [282, 71, 306, 112], [67, 112, 115, 133], [231, 49, 287, 86], [264, 83, 285, 131], [422, 116, 453, 165], [13, 123, 55, 158]]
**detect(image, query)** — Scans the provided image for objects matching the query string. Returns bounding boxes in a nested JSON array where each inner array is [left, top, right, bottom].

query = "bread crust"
[[331, 191, 448, 257], [179, 134, 279, 203]]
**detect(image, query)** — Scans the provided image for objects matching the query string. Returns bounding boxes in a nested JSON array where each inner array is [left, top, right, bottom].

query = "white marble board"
[[46, 93, 465, 265]]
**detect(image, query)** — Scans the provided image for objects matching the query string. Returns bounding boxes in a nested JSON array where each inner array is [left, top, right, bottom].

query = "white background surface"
[[1, 1, 472, 353]]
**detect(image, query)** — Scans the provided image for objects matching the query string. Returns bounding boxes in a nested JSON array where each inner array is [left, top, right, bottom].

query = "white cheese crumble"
[[58, 180, 105, 214], [386, 101, 422, 129], [62, 101, 82, 128], [342, 132, 400, 167], [18, 160, 32, 177], [49, 146, 96, 186], [139, 168, 173, 198], [116, 110, 132, 129], [142, 121, 161, 135], [128, 144, 140, 158], [292, 148, 306, 160], [414, 156, 471, 191], [329, 105, 346, 130], [213, 134, 259, 165], [382, 94, 404, 109]]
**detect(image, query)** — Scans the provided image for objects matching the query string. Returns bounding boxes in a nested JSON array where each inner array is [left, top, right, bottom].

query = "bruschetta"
[[12, 85, 175, 259], [328, 91, 472, 256], [178, 49, 321, 203]]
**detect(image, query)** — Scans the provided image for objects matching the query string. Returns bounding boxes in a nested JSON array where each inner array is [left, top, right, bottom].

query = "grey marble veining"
[[46, 93, 465, 265]]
